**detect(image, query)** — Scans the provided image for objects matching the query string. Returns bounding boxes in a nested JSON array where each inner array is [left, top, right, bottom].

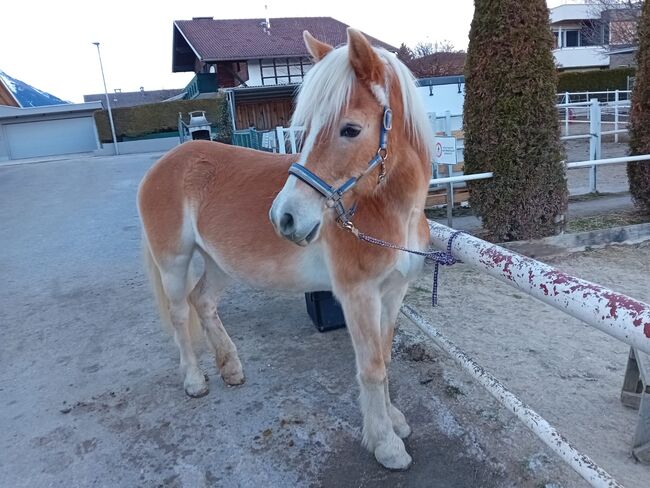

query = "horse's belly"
[[201, 238, 332, 292]]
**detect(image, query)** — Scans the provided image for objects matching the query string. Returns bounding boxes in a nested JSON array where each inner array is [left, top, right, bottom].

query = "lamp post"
[[92, 42, 119, 155]]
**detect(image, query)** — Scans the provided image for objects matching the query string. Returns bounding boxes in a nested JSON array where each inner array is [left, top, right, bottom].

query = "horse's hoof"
[[393, 421, 411, 439], [374, 436, 412, 470], [184, 374, 209, 397], [222, 371, 245, 386], [390, 406, 411, 438]]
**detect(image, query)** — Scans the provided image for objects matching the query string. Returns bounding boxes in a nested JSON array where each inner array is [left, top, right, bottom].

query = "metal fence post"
[[615, 89, 620, 144], [564, 91, 570, 136], [589, 99, 601, 193], [275, 127, 286, 154], [444, 110, 454, 226]]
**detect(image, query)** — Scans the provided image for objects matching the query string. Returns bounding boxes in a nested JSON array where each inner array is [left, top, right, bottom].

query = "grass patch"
[[567, 210, 650, 233]]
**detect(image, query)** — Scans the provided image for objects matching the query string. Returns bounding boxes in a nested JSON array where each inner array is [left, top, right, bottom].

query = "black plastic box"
[[304, 291, 347, 332]]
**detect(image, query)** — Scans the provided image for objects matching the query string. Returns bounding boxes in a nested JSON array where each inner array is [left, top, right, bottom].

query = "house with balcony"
[[171, 16, 396, 130], [550, 3, 639, 71], [171, 16, 396, 90]]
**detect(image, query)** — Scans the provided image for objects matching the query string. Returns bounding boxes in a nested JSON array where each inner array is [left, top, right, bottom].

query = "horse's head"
[[270, 28, 429, 246]]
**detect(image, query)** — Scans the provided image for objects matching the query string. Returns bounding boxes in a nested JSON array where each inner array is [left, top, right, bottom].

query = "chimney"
[[265, 4, 271, 35]]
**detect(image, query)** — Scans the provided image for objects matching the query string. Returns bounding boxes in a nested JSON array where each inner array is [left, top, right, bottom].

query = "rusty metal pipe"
[[428, 221, 650, 355]]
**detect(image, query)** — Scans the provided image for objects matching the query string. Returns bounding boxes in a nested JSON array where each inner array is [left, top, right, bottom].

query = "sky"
[[1, 0, 570, 103]]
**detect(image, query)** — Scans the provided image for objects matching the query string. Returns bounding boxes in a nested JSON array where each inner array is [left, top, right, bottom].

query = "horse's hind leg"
[[159, 255, 209, 398], [190, 253, 244, 386], [381, 283, 411, 439]]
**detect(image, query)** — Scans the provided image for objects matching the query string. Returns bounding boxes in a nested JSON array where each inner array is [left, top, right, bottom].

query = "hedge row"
[[557, 67, 636, 93], [94, 95, 231, 143]]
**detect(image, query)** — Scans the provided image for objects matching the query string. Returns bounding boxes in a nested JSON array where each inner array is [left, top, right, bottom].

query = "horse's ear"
[[347, 28, 384, 88], [303, 31, 333, 62]]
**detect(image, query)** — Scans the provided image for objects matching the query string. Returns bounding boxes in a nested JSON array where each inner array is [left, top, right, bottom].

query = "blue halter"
[[288, 106, 393, 226]]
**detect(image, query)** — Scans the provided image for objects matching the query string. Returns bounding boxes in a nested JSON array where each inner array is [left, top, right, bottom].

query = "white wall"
[[553, 46, 610, 69], [416, 82, 465, 117]]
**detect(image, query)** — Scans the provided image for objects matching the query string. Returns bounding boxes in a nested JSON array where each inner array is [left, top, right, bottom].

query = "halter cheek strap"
[[288, 106, 392, 226]]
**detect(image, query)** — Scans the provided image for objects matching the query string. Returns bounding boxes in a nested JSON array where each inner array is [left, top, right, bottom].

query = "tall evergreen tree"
[[463, 0, 568, 241], [628, 0, 650, 213]]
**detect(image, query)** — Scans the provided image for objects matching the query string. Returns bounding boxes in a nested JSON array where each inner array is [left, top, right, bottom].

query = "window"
[[260, 57, 312, 85], [565, 30, 580, 47]]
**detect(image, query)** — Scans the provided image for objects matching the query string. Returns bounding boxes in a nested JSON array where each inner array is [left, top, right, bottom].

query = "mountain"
[[0, 69, 68, 107]]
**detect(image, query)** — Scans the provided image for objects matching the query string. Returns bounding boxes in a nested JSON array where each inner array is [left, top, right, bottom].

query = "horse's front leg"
[[338, 286, 412, 470], [381, 283, 411, 439]]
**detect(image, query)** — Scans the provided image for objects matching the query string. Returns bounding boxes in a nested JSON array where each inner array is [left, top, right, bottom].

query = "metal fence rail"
[[427, 221, 650, 355]]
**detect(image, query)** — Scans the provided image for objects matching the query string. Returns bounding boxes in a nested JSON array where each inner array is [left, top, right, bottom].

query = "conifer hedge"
[[463, 0, 568, 241], [628, 0, 650, 213]]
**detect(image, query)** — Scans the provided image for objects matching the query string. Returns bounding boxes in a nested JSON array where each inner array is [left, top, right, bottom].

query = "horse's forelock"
[[291, 45, 431, 159]]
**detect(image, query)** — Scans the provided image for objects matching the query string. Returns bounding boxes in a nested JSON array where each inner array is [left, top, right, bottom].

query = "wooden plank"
[[426, 188, 470, 208]]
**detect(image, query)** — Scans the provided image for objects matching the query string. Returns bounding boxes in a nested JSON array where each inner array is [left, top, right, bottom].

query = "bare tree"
[[583, 0, 642, 47], [398, 40, 465, 77], [412, 40, 457, 58]]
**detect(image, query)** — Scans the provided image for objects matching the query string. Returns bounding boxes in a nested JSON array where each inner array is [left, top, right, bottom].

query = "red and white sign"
[[434, 136, 457, 165]]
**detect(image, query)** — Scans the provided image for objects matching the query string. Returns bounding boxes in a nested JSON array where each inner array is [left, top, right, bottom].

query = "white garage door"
[[6, 117, 98, 159]]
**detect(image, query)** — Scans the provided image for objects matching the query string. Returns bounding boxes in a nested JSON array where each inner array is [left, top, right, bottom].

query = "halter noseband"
[[288, 106, 392, 228]]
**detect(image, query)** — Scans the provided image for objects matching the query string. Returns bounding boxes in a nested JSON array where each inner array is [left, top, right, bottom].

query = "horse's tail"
[[142, 234, 202, 342]]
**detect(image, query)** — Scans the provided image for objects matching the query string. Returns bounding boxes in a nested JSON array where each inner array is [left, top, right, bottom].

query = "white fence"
[[400, 220, 650, 486]]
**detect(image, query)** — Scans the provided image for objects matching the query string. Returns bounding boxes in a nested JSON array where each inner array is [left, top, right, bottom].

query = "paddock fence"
[[400, 220, 650, 487]]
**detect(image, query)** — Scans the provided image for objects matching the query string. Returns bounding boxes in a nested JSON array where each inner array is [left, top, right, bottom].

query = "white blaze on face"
[[269, 128, 324, 245]]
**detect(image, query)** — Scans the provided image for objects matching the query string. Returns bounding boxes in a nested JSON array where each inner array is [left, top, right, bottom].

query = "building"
[[171, 16, 397, 90], [550, 3, 640, 71]]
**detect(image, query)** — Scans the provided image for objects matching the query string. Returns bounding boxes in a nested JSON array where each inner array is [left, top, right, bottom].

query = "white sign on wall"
[[434, 136, 457, 165]]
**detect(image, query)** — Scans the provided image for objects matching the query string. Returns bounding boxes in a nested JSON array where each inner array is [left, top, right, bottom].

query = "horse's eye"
[[340, 125, 361, 138]]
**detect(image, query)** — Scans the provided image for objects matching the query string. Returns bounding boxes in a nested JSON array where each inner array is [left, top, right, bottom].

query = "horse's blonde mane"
[[291, 45, 432, 158]]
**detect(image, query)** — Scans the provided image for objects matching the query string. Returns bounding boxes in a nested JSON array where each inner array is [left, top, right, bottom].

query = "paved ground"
[[1, 152, 646, 487]]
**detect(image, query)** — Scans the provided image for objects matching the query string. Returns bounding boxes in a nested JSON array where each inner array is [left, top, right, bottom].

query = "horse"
[[137, 28, 432, 470]]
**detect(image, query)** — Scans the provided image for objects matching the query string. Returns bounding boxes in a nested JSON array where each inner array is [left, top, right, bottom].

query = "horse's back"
[[138, 141, 319, 288]]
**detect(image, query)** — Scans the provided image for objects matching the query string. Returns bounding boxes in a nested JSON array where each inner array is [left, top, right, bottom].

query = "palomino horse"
[[137, 29, 432, 469]]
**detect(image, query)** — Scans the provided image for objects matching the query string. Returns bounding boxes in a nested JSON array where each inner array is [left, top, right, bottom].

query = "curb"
[[501, 222, 650, 258]]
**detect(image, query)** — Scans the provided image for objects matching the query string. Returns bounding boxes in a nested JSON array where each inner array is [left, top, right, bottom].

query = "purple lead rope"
[[354, 229, 464, 307]]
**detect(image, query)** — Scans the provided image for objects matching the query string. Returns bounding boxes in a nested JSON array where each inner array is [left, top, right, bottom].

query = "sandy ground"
[[564, 137, 630, 195], [405, 242, 650, 488], [1, 152, 648, 487]]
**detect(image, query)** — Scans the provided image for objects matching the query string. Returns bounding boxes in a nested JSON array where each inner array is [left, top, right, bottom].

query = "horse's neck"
[[365, 148, 429, 215]]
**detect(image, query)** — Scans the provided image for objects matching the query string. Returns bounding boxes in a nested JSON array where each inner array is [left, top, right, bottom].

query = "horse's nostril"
[[279, 212, 295, 236]]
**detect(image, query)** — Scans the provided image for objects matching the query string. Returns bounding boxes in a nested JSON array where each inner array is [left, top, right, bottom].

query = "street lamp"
[[92, 42, 119, 156]]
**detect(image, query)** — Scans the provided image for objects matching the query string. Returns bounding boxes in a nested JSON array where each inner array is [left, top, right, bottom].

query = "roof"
[[0, 76, 20, 107], [173, 16, 398, 67], [0, 69, 67, 107], [84, 88, 185, 109], [550, 4, 603, 24], [0, 101, 102, 121], [406, 52, 466, 78], [227, 84, 300, 103]]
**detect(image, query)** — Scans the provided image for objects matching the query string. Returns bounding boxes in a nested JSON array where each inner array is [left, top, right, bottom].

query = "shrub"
[[94, 96, 230, 142], [557, 67, 635, 93], [463, 0, 568, 241], [628, 1, 650, 212]]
